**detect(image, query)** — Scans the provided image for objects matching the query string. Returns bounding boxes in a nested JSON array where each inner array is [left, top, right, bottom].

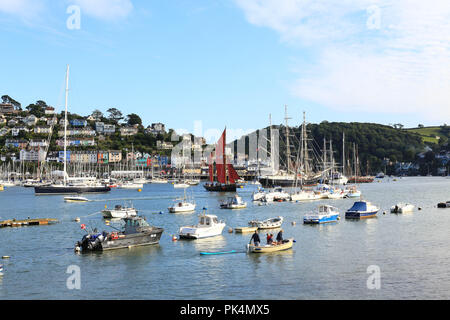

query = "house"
[[44, 106, 55, 115], [97, 151, 109, 164], [108, 151, 122, 163], [29, 139, 49, 148], [95, 122, 116, 135], [145, 122, 166, 135], [58, 151, 71, 163], [5, 139, 28, 149], [70, 119, 88, 127], [56, 138, 96, 147], [0, 127, 10, 136], [0, 103, 18, 115], [20, 149, 46, 162], [23, 115, 38, 126], [34, 126, 53, 134], [8, 119, 18, 126], [58, 128, 96, 137], [11, 127, 29, 137], [47, 118, 58, 126], [120, 126, 139, 136], [157, 141, 173, 150], [0, 116, 6, 125]]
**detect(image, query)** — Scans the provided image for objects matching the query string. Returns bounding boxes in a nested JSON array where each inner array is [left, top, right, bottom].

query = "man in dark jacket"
[[250, 230, 260, 246], [276, 229, 283, 244]]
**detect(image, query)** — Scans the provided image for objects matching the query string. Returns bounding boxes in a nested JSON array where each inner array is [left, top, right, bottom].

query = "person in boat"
[[276, 229, 283, 244], [250, 230, 260, 246], [266, 233, 274, 245]]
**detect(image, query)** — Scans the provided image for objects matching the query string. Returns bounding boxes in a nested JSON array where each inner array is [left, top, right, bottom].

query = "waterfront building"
[[98, 151, 109, 164], [108, 150, 122, 163], [20, 149, 46, 162], [56, 138, 96, 147]]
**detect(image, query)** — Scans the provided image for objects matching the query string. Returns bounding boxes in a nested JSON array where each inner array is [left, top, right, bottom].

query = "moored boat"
[[248, 216, 283, 229], [345, 200, 379, 219], [304, 205, 340, 224], [75, 216, 163, 252], [102, 204, 138, 219], [234, 226, 258, 233], [64, 196, 89, 203], [220, 194, 247, 209], [390, 203, 415, 213], [178, 209, 226, 239]]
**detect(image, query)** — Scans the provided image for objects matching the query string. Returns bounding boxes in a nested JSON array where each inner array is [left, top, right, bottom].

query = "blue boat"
[[303, 205, 340, 224], [345, 200, 379, 219]]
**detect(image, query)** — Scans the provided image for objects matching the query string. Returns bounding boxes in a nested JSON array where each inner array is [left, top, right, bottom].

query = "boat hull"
[[203, 183, 236, 192], [303, 214, 339, 224], [248, 238, 294, 253], [259, 177, 318, 188], [345, 210, 378, 219], [35, 185, 111, 195]]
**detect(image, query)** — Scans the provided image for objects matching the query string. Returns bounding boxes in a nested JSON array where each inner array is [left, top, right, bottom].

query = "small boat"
[[264, 187, 290, 202], [252, 188, 266, 201], [345, 186, 361, 198], [102, 204, 138, 219], [390, 203, 415, 213], [0, 185, 4, 191], [248, 216, 283, 229], [247, 238, 294, 253], [437, 201, 450, 208], [151, 178, 168, 184], [173, 181, 190, 188], [290, 190, 320, 201], [234, 226, 258, 233], [0, 264, 3, 276], [119, 181, 144, 189], [75, 216, 163, 252], [64, 196, 89, 202], [186, 179, 200, 186], [168, 200, 196, 213], [304, 205, 340, 224], [178, 209, 226, 239], [345, 200, 379, 219], [220, 195, 247, 209]]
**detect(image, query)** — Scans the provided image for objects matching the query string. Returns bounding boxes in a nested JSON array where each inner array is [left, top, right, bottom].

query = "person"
[[250, 230, 260, 246], [276, 229, 283, 244], [267, 233, 273, 245]]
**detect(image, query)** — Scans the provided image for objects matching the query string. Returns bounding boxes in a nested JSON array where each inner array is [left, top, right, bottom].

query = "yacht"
[[168, 189, 196, 213]]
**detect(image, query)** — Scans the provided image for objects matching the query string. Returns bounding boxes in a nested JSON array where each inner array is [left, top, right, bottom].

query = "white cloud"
[[235, 0, 450, 122], [0, 0, 44, 19], [71, 0, 133, 21]]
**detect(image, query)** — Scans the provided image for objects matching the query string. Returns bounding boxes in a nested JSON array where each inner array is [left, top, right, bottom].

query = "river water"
[[0, 177, 449, 300]]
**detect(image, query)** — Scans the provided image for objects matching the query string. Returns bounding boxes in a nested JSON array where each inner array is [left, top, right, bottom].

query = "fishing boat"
[[220, 194, 247, 209], [64, 196, 89, 203], [248, 216, 283, 229], [204, 128, 240, 192], [178, 209, 226, 239], [247, 238, 294, 253], [390, 203, 415, 213], [168, 189, 196, 213], [304, 205, 340, 224], [75, 216, 163, 252], [345, 200, 379, 219], [102, 203, 138, 219]]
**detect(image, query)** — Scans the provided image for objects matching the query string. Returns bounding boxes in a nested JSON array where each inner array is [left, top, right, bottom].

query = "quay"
[[0, 218, 58, 228]]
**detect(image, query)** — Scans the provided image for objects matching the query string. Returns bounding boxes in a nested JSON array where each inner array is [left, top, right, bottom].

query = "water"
[[0, 177, 449, 300]]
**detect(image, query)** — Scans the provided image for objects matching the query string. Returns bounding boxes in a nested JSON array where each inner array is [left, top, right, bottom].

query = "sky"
[[0, 0, 449, 143]]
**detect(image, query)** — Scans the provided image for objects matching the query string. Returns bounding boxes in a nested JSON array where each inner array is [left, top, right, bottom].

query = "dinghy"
[[390, 203, 415, 213], [247, 238, 294, 253]]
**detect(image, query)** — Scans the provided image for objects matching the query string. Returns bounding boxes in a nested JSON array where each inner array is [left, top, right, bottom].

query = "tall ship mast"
[[204, 128, 240, 192], [34, 65, 111, 195]]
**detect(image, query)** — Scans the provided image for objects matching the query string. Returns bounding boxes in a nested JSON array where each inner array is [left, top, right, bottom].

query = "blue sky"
[[1, 0, 449, 142]]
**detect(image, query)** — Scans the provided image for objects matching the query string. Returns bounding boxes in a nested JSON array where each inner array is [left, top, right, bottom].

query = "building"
[[97, 151, 109, 164], [29, 139, 49, 148], [58, 151, 71, 163], [120, 126, 139, 136], [44, 107, 55, 115], [11, 127, 29, 137], [56, 138, 96, 147], [157, 140, 173, 150], [95, 122, 116, 135], [20, 149, 46, 162], [5, 139, 28, 149], [0, 103, 17, 115], [108, 150, 122, 163], [47, 117, 58, 126], [70, 151, 97, 164], [145, 122, 166, 136], [34, 126, 53, 134], [58, 128, 96, 137], [70, 119, 88, 127], [0, 127, 10, 136], [23, 115, 38, 126]]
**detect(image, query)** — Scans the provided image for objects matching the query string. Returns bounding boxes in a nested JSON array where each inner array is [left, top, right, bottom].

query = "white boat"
[[186, 179, 200, 186], [178, 210, 226, 239], [64, 196, 89, 203], [173, 181, 190, 188], [220, 194, 247, 209], [0, 264, 3, 276], [168, 189, 196, 213], [0, 180, 15, 187], [290, 190, 320, 201], [264, 187, 290, 202], [102, 204, 138, 219], [345, 186, 361, 198], [390, 203, 415, 213], [252, 187, 266, 201], [151, 178, 168, 184], [248, 216, 283, 229], [327, 188, 347, 199], [119, 181, 144, 189], [304, 205, 340, 224]]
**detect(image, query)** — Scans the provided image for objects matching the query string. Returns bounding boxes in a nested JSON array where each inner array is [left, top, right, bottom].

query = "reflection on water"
[[1, 177, 450, 299]]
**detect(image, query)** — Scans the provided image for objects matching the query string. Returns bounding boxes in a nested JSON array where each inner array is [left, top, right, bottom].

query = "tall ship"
[[34, 65, 110, 195], [204, 128, 240, 192], [259, 110, 322, 188]]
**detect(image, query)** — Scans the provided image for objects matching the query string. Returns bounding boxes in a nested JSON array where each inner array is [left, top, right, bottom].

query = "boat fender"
[[172, 235, 177, 241], [228, 227, 233, 233], [159, 211, 163, 214], [418, 207, 422, 211]]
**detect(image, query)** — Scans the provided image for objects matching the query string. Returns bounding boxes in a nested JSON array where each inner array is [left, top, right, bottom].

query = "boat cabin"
[[199, 215, 220, 227], [123, 217, 151, 234]]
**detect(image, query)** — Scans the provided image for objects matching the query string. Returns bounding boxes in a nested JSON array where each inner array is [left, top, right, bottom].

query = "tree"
[[26, 100, 48, 117], [126, 113, 142, 126], [107, 108, 123, 124], [2, 95, 21, 110], [91, 109, 103, 120]]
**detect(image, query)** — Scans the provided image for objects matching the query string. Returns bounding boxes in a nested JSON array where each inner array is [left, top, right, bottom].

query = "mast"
[[342, 132, 345, 176], [63, 64, 69, 186], [284, 105, 291, 174]]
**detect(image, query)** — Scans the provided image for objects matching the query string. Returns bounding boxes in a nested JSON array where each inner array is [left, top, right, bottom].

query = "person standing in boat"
[[276, 229, 283, 244], [250, 230, 260, 246]]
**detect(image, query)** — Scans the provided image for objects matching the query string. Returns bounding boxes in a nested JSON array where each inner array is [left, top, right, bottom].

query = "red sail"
[[215, 129, 226, 183], [227, 164, 240, 184]]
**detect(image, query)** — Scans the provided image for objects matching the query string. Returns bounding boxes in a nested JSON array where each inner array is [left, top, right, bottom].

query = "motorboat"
[[186, 179, 200, 186], [64, 196, 89, 203], [345, 200, 379, 219], [0, 264, 3, 276], [264, 187, 290, 202], [234, 226, 258, 233], [390, 203, 415, 213], [252, 187, 266, 201], [168, 201, 196, 213], [119, 181, 144, 189], [290, 189, 320, 202], [345, 186, 361, 198], [248, 216, 283, 229], [102, 204, 138, 219], [437, 201, 450, 208], [151, 178, 168, 184], [304, 205, 340, 224], [220, 194, 247, 209], [173, 181, 190, 188], [178, 209, 226, 239], [247, 238, 294, 253], [75, 216, 163, 252]]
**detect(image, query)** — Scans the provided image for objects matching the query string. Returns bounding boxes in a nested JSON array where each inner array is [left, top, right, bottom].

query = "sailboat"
[[34, 65, 111, 195], [203, 128, 240, 192]]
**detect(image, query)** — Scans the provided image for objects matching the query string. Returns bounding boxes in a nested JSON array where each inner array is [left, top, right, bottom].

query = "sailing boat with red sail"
[[204, 128, 240, 192]]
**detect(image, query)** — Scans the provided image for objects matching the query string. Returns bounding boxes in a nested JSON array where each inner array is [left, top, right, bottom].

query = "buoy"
[[172, 235, 177, 241], [138, 189, 142, 192], [418, 207, 422, 211], [291, 221, 296, 226], [228, 227, 233, 233], [383, 211, 386, 215], [74, 217, 80, 222], [105, 220, 110, 225], [159, 211, 163, 214]]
